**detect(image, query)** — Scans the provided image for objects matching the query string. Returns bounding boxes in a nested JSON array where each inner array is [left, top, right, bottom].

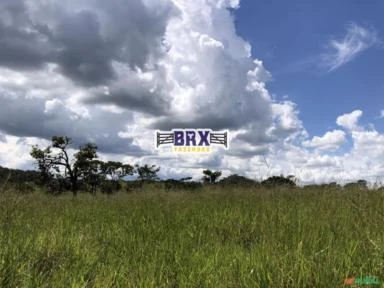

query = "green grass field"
[[1, 185, 384, 287]]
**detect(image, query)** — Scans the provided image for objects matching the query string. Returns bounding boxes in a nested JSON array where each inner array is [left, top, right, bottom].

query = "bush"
[[163, 180, 202, 193], [100, 181, 121, 194], [261, 176, 296, 188], [15, 182, 36, 194], [45, 177, 71, 195], [125, 180, 143, 193], [219, 174, 258, 188]]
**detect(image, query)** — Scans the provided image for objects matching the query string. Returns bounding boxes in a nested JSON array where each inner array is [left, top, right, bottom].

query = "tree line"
[[29, 136, 164, 196], [0, 135, 371, 195], [26, 136, 302, 196]]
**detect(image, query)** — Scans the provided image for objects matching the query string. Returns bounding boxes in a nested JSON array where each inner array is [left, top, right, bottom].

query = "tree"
[[261, 175, 296, 188], [81, 159, 104, 195], [219, 174, 257, 187], [344, 179, 368, 190], [357, 179, 368, 189], [202, 169, 222, 183], [99, 161, 134, 194], [30, 136, 99, 196], [135, 164, 160, 181], [100, 161, 134, 182]]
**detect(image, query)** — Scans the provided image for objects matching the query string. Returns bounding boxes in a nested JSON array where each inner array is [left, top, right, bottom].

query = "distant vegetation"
[[0, 135, 376, 197]]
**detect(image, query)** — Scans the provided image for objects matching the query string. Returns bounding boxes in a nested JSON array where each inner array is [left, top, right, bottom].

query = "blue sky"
[[234, 0, 384, 137], [0, 0, 384, 184]]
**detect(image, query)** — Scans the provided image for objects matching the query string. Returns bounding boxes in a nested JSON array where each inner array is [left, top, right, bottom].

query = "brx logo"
[[155, 129, 229, 153]]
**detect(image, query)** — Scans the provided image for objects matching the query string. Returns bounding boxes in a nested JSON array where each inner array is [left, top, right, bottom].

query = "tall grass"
[[0, 185, 384, 287]]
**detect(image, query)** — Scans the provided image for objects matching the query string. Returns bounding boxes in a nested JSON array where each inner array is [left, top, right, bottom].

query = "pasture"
[[1, 185, 384, 287]]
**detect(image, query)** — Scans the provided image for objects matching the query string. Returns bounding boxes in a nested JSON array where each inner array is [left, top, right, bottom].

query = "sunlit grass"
[[1, 185, 384, 287]]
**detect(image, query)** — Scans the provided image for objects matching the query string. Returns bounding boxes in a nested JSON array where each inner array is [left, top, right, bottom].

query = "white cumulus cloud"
[[1, 1, 384, 186], [303, 130, 346, 151], [336, 110, 363, 131]]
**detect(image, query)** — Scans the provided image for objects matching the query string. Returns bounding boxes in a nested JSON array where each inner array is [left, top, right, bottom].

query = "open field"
[[1, 185, 384, 287]]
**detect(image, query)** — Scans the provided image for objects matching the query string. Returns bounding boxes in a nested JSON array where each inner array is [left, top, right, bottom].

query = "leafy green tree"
[[135, 164, 160, 181], [81, 159, 104, 195], [344, 179, 368, 190], [98, 161, 135, 194], [219, 174, 257, 187], [202, 169, 222, 183], [30, 136, 99, 196], [261, 175, 296, 188], [100, 161, 134, 182]]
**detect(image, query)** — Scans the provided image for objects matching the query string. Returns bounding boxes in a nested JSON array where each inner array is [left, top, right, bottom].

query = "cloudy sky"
[[0, 0, 383, 184]]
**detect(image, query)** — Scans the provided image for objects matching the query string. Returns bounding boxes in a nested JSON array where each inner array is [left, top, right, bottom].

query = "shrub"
[[261, 175, 296, 188]]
